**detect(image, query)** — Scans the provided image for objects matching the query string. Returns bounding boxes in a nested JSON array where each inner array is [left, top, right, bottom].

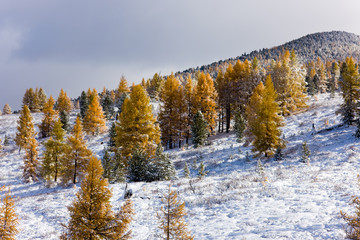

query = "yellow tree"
[[83, 89, 107, 136], [0, 187, 18, 240], [116, 75, 130, 102], [116, 84, 160, 159], [184, 75, 195, 144], [62, 116, 92, 185], [61, 156, 133, 240], [39, 96, 58, 138], [246, 75, 284, 157], [193, 72, 217, 133], [42, 119, 67, 183], [15, 105, 35, 153], [270, 50, 307, 116], [339, 57, 360, 125], [157, 185, 194, 240], [23, 137, 39, 182], [56, 88, 73, 113], [159, 74, 187, 149]]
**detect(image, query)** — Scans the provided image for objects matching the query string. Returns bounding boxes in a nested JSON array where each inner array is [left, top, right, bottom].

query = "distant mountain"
[[175, 31, 360, 79]]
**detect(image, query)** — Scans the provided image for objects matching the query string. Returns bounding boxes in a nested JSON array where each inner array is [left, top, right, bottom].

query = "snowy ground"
[[0, 93, 359, 239]]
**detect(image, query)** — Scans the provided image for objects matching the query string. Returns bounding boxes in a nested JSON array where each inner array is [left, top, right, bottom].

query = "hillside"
[[176, 31, 360, 79], [0, 93, 359, 239]]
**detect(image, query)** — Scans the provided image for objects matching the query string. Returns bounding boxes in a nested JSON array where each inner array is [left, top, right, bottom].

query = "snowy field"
[[0, 93, 359, 239]]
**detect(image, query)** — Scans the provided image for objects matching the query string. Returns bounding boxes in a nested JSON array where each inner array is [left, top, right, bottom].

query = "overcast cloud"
[[0, 0, 360, 110]]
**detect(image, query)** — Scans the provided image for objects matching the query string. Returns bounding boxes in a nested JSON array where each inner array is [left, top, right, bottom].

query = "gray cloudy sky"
[[1, 0, 359, 110]]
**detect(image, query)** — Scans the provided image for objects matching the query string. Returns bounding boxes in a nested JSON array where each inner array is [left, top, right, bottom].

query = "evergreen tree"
[[101, 94, 115, 120], [301, 141, 311, 163], [246, 75, 285, 157], [127, 147, 151, 182], [153, 144, 175, 181], [184, 162, 190, 178], [197, 161, 208, 179], [42, 119, 67, 183], [83, 90, 107, 136], [108, 122, 117, 149], [355, 120, 360, 139], [62, 116, 92, 185], [23, 137, 39, 182], [56, 89, 73, 113], [233, 110, 246, 142], [2, 104, 12, 115], [157, 185, 194, 240], [193, 72, 217, 133], [0, 187, 18, 240], [3, 135, 10, 146], [191, 111, 208, 148], [39, 96, 58, 138], [15, 105, 35, 153], [115, 85, 160, 159], [274, 146, 284, 161], [101, 149, 126, 183], [339, 57, 360, 125], [184, 76, 194, 144], [59, 110, 70, 132], [79, 91, 89, 119], [61, 156, 133, 240]]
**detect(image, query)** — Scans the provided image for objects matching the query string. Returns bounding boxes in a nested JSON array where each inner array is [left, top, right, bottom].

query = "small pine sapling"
[[301, 141, 311, 164], [274, 147, 284, 161], [3, 135, 10, 146], [198, 161, 209, 179], [184, 162, 190, 178], [245, 152, 251, 162]]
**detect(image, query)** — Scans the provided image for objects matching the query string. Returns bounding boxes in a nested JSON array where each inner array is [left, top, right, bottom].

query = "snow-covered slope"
[[0, 93, 359, 239]]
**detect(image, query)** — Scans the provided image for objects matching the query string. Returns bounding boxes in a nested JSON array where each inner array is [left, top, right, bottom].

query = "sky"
[[0, 0, 360, 110]]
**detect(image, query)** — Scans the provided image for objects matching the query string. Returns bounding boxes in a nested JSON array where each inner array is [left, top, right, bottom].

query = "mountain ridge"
[[175, 31, 360, 78]]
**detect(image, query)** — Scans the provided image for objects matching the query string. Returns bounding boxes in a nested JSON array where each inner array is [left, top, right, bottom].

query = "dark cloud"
[[0, 0, 359, 110]]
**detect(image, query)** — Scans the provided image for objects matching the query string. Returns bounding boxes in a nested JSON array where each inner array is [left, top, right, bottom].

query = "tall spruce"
[[59, 110, 70, 132], [61, 156, 133, 239], [191, 111, 208, 148], [233, 110, 246, 142], [79, 91, 89, 119]]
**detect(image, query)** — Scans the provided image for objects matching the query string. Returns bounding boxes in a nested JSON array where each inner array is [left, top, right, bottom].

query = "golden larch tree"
[[159, 73, 187, 149], [246, 75, 285, 157], [157, 185, 194, 240], [83, 89, 107, 136], [23, 137, 39, 182], [42, 119, 67, 183], [15, 105, 35, 153], [62, 116, 92, 185], [39, 96, 58, 138], [116, 75, 130, 102], [193, 72, 217, 133], [0, 186, 18, 240], [116, 84, 160, 159], [61, 156, 133, 240], [56, 88, 73, 113]]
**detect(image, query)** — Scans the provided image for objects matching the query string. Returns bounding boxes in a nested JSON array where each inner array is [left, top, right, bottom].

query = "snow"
[[0, 93, 359, 239]]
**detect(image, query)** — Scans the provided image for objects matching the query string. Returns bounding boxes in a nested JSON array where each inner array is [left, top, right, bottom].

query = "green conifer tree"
[[191, 111, 208, 148]]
